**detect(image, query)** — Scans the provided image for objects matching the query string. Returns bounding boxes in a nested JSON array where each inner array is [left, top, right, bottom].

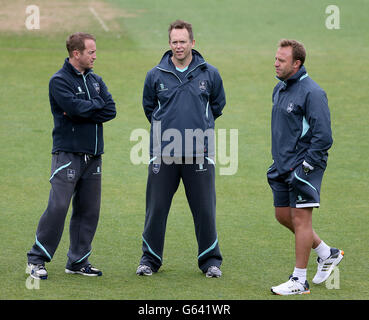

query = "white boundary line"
[[89, 7, 109, 32]]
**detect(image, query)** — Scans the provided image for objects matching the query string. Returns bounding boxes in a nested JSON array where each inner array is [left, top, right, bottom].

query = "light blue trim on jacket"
[[205, 156, 215, 166], [299, 73, 309, 81], [94, 124, 98, 155], [176, 66, 189, 72], [149, 156, 158, 164], [153, 99, 161, 118], [300, 116, 310, 138], [82, 72, 99, 155]]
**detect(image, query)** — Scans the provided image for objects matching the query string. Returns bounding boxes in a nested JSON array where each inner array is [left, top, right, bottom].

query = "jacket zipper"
[[82, 72, 98, 155], [155, 62, 208, 118], [156, 67, 182, 83], [156, 61, 206, 83]]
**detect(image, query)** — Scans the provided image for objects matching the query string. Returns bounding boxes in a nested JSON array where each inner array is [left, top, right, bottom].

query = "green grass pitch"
[[0, 0, 368, 300]]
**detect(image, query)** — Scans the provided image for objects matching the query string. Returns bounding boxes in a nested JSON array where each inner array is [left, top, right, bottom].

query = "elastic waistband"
[[52, 151, 99, 158]]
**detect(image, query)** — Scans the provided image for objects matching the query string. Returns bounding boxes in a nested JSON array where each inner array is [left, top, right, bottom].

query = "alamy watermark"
[[325, 266, 341, 290], [25, 266, 40, 290], [24, 265, 341, 290], [25, 5, 40, 30], [25, 4, 341, 31], [325, 5, 340, 30], [130, 122, 239, 175]]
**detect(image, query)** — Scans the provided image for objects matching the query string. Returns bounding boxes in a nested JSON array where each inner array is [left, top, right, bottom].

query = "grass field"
[[0, 0, 368, 302]]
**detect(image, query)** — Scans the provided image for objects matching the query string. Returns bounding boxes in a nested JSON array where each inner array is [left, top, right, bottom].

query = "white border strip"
[[296, 203, 320, 208], [89, 7, 109, 32]]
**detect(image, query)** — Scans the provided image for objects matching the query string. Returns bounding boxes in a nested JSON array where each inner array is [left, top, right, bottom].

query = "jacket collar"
[[63, 58, 93, 76], [157, 49, 206, 71], [276, 65, 307, 89]]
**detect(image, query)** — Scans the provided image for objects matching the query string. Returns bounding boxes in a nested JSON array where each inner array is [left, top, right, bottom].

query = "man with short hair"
[[26, 32, 116, 279], [267, 39, 344, 295], [136, 20, 226, 278]]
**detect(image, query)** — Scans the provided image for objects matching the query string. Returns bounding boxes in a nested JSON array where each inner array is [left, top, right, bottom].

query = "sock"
[[293, 267, 307, 284], [314, 240, 331, 260]]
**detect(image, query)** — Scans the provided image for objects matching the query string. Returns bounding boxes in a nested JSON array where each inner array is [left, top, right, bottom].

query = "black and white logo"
[[152, 163, 160, 174], [67, 169, 76, 180], [158, 83, 168, 92], [199, 80, 207, 92], [93, 82, 100, 94], [76, 86, 85, 95], [286, 102, 294, 113], [93, 166, 101, 175], [196, 163, 207, 172]]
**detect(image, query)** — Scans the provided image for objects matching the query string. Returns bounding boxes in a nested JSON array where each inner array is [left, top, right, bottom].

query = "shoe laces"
[[82, 264, 93, 272]]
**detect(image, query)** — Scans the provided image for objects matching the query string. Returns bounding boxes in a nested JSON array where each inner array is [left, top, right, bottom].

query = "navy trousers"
[[27, 152, 102, 270], [139, 157, 222, 273]]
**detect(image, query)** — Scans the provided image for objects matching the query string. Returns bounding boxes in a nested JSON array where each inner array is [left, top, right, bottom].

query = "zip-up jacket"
[[143, 50, 226, 158], [271, 66, 333, 174], [49, 58, 116, 155]]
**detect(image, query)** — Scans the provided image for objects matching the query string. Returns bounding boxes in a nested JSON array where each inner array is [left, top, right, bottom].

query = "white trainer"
[[27, 263, 48, 280], [271, 276, 310, 295], [206, 266, 222, 278], [136, 264, 153, 276], [312, 248, 344, 284]]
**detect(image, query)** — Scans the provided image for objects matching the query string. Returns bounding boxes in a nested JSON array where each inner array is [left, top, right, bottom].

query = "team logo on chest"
[[199, 80, 207, 92], [286, 102, 294, 113], [158, 83, 168, 92], [93, 82, 100, 94]]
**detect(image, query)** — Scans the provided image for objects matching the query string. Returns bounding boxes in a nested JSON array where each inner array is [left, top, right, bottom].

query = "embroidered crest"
[[196, 163, 207, 172], [287, 102, 294, 113], [93, 82, 100, 94], [67, 169, 76, 180], [92, 166, 101, 175], [199, 80, 207, 92], [152, 163, 161, 174], [76, 86, 85, 95], [158, 83, 168, 92]]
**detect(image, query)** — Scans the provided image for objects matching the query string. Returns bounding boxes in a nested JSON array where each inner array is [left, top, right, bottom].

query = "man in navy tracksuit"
[[27, 33, 116, 279], [136, 20, 226, 278], [268, 39, 343, 295]]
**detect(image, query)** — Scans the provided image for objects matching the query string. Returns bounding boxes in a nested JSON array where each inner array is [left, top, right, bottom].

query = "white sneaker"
[[312, 248, 344, 284], [271, 276, 310, 295], [65, 264, 102, 277], [206, 266, 222, 278], [27, 263, 48, 280], [136, 264, 153, 276]]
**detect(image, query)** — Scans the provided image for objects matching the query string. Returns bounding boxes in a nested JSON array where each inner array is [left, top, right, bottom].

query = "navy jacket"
[[49, 58, 116, 155], [143, 50, 226, 158], [271, 66, 333, 174]]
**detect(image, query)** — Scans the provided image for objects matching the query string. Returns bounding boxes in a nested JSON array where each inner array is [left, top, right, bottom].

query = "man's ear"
[[294, 59, 302, 69], [72, 50, 81, 59]]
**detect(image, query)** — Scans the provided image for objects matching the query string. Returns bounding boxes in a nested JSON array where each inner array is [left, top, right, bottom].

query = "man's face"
[[274, 46, 298, 80], [169, 28, 195, 64], [75, 39, 96, 71]]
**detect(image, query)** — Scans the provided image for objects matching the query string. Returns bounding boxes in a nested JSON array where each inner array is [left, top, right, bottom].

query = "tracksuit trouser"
[[139, 157, 222, 273], [27, 152, 102, 270]]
